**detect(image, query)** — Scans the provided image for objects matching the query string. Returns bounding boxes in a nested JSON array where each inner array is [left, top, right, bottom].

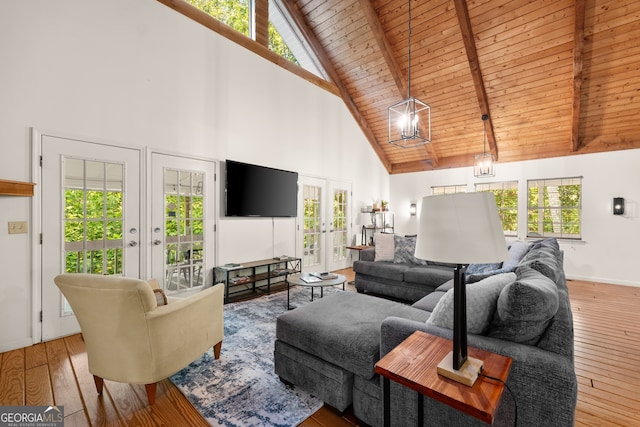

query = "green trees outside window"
[[186, 0, 298, 64], [476, 181, 518, 236], [527, 178, 582, 239]]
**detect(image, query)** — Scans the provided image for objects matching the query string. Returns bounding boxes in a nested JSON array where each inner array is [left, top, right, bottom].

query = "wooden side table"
[[346, 244, 371, 260], [375, 331, 512, 426]]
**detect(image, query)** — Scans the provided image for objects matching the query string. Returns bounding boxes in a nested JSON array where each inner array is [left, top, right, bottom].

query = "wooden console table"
[[375, 331, 512, 426]]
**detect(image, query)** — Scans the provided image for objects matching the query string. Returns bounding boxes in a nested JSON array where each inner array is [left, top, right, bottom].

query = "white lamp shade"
[[414, 192, 508, 264]]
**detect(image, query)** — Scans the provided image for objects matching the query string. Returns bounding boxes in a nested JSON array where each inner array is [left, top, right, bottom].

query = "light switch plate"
[[8, 221, 28, 234]]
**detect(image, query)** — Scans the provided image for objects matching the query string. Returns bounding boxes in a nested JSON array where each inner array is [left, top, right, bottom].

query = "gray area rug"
[[170, 284, 344, 427]]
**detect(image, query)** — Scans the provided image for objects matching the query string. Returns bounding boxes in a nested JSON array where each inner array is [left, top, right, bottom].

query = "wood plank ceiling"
[[160, 0, 640, 175], [285, 0, 640, 174]]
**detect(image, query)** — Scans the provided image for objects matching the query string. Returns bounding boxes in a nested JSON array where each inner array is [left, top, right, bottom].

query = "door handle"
[[128, 240, 138, 247], [153, 239, 162, 246]]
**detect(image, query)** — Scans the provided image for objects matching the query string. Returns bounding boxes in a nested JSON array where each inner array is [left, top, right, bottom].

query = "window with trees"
[[475, 181, 518, 236], [184, 0, 310, 69], [527, 177, 582, 239], [431, 184, 467, 195]]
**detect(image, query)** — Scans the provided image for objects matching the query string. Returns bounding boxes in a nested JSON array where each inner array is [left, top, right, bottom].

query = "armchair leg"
[[145, 383, 157, 405], [93, 375, 104, 395], [213, 341, 222, 359]]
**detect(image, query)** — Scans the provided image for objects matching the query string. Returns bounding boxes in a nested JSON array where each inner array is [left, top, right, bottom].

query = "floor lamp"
[[414, 192, 508, 386]]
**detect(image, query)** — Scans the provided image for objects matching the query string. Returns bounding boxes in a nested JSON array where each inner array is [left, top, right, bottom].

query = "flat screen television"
[[224, 160, 298, 217]]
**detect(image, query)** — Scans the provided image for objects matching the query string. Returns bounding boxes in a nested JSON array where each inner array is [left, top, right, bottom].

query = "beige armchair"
[[54, 273, 224, 405]]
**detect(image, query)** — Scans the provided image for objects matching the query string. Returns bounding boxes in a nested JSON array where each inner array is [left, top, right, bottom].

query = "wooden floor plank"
[[0, 349, 25, 405], [64, 334, 125, 427], [25, 364, 54, 406], [45, 338, 85, 416], [0, 271, 638, 427], [24, 342, 48, 369]]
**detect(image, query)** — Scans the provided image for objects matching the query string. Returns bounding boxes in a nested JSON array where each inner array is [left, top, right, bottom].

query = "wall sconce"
[[613, 197, 625, 215], [410, 202, 417, 216]]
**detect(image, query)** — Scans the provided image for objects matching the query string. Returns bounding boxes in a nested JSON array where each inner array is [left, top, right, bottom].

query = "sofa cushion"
[[353, 260, 409, 282], [488, 266, 559, 345], [403, 265, 454, 287], [519, 238, 562, 282], [393, 235, 428, 265], [412, 291, 446, 312], [427, 272, 516, 335], [275, 292, 430, 379], [435, 279, 454, 292], [374, 233, 395, 261]]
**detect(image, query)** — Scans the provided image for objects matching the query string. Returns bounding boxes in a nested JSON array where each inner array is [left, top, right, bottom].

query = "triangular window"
[[184, 0, 327, 80]]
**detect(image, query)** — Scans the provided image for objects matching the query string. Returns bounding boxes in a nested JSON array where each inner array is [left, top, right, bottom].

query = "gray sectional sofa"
[[274, 238, 577, 427], [354, 234, 456, 302]]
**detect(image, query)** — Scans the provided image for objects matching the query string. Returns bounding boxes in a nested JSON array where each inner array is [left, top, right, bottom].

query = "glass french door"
[[299, 177, 351, 273], [41, 135, 141, 340], [327, 183, 351, 272], [150, 153, 216, 294]]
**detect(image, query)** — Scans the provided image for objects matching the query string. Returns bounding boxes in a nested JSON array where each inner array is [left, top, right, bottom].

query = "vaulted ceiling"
[[162, 0, 640, 174]]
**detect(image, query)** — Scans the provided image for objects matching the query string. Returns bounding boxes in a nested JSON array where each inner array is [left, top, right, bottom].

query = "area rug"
[[170, 285, 344, 427]]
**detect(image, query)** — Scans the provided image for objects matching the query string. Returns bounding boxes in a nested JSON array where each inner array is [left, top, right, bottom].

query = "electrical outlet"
[[8, 221, 28, 234]]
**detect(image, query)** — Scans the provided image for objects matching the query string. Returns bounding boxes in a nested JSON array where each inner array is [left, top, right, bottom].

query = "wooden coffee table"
[[285, 273, 346, 309]]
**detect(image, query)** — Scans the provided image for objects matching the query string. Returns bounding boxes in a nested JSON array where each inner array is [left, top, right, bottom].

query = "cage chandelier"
[[388, 0, 431, 148], [474, 114, 495, 177]]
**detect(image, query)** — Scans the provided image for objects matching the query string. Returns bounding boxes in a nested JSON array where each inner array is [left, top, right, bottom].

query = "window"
[[475, 181, 518, 236], [527, 177, 582, 239], [431, 185, 467, 195], [187, 0, 251, 35], [183, 0, 327, 78]]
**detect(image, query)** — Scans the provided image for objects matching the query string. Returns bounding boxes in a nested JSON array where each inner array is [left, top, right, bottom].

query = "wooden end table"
[[375, 331, 512, 426]]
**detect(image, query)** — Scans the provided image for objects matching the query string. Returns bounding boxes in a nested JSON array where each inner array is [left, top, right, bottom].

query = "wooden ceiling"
[[160, 0, 640, 174], [283, 0, 640, 174]]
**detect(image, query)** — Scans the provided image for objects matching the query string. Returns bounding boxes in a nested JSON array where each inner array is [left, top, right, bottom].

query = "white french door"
[[150, 153, 216, 294], [298, 176, 351, 273], [326, 181, 352, 272], [40, 135, 141, 340]]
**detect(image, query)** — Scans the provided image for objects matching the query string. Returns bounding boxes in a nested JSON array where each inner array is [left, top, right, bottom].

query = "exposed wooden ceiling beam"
[[571, 0, 587, 152], [280, 0, 392, 171], [359, 0, 439, 166], [453, 0, 498, 159]]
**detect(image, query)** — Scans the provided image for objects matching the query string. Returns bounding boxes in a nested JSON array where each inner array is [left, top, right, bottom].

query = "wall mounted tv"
[[224, 160, 298, 217]]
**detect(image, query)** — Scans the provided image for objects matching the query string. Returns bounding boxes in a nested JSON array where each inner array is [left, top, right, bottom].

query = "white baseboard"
[[566, 274, 640, 287]]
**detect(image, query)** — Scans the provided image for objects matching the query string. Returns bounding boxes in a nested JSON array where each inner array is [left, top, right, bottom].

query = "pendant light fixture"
[[474, 114, 495, 177], [388, 0, 431, 148]]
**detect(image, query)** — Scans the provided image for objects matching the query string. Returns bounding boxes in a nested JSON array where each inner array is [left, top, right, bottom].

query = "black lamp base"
[[437, 351, 483, 387], [438, 264, 483, 386]]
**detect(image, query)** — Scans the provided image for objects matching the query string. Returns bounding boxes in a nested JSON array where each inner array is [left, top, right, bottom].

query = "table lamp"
[[414, 192, 508, 386]]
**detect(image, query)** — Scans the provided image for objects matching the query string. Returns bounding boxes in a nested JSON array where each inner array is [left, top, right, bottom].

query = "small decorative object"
[[381, 200, 389, 211], [372, 202, 379, 211]]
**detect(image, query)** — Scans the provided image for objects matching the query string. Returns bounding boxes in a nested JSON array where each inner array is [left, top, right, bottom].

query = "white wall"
[[390, 149, 640, 286], [0, 0, 388, 351]]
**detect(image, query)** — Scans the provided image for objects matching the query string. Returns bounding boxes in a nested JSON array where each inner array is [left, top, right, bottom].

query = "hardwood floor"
[[0, 269, 638, 426]]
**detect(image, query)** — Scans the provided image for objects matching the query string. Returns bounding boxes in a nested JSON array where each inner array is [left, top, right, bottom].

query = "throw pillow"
[[488, 266, 559, 345], [393, 235, 428, 265], [153, 288, 168, 306], [427, 272, 517, 335], [374, 233, 395, 261], [147, 278, 168, 306], [501, 240, 532, 271]]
